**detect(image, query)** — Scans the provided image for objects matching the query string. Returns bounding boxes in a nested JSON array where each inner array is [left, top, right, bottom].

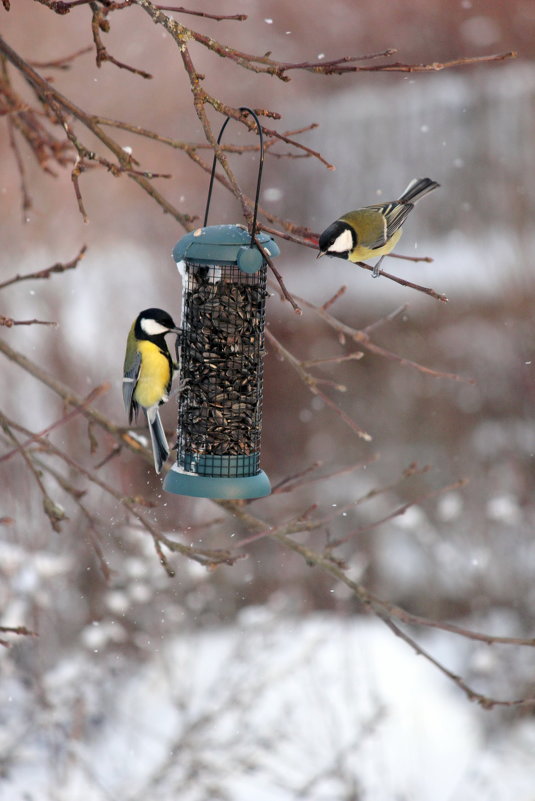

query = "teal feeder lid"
[[173, 224, 280, 274]]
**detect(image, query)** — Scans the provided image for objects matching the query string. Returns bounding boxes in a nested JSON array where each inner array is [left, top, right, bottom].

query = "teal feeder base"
[[164, 464, 271, 499]]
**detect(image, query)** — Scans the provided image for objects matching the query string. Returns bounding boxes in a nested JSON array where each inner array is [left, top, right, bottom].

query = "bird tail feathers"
[[398, 177, 440, 205], [146, 407, 169, 474]]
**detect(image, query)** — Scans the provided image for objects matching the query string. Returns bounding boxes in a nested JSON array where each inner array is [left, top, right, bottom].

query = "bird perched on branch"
[[123, 308, 181, 474], [317, 177, 440, 276]]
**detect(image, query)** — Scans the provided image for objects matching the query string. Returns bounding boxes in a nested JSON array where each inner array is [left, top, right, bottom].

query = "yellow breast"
[[133, 340, 171, 409]]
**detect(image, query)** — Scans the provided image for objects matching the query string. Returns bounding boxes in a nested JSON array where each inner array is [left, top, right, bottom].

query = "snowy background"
[[2, 0, 535, 798], [3, 603, 535, 800]]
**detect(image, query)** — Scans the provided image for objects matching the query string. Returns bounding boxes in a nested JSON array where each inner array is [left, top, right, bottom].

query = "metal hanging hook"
[[203, 106, 264, 246]]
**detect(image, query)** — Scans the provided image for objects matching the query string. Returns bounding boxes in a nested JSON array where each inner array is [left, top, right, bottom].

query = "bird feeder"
[[164, 108, 279, 500]]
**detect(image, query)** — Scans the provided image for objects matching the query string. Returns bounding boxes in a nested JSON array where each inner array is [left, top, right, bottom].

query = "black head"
[[134, 308, 179, 341], [317, 220, 357, 259]]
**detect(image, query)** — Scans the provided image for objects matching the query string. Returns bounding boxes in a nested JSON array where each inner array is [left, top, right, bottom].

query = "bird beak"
[[316, 251, 324, 259]]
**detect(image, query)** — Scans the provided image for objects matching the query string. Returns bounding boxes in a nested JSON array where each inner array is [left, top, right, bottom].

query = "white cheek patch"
[[329, 229, 354, 253], [141, 318, 170, 336]]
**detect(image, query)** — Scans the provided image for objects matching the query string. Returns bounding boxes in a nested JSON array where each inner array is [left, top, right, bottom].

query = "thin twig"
[[30, 46, 93, 69], [7, 118, 31, 215], [0, 246, 86, 291], [155, 5, 247, 21], [265, 329, 372, 441], [1, 419, 68, 533], [270, 462, 322, 493], [0, 625, 38, 648], [321, 285, 347, 311], [363, 51, 517, 73], [390, 252, 434, 263], [372, 596, 535, 648], [0, 316, 58, 327], [0, 625, 37, 637], [235, 506, 318, 549], [301, 351, 364, 368], [295, 293, 473, 384], [0, 384, 109, 463], [90, 2, 153, 78], [325, 478, 468, 550], [34, 0, 93, 10], [32, 454, 112, 581], [362, 304, 408, 336], [360, 260, 448, 302], [271, 455, 380, 495], [254, 233, 301, 315]]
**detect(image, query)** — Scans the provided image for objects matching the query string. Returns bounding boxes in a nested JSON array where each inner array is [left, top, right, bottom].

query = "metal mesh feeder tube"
[[163, 224, 279, 499]]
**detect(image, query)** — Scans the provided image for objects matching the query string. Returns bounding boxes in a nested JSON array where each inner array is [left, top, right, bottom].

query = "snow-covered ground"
[[2, 612, 534, 801]]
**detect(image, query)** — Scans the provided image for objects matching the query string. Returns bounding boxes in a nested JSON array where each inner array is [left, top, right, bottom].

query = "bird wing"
[[355, 208, 389, 250], [358, 201, 413, 250], [123, 349, 141, 423], [379, 201, 414, 243]]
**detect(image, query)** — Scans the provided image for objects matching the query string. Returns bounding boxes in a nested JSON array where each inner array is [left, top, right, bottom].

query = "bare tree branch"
[[0, 34, 194, 227], [0, 3, 528, 712]]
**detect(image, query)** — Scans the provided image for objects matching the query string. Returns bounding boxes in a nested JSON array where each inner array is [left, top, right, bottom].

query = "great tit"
[[317, 177, 440, 276], [123, 308, 180, 474]]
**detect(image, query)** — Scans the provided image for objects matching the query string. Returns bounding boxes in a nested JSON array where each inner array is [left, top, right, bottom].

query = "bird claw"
[[372, 256, 384, 278]]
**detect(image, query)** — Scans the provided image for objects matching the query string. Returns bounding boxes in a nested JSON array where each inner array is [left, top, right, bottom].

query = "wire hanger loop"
[[203, 106, 264, 245]]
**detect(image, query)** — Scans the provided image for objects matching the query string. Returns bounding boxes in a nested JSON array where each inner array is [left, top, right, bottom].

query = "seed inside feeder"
[[176, 263, 267, 468]]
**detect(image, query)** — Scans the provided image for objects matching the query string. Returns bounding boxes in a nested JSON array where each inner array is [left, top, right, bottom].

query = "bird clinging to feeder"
[[123, 308, 181, 473]]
